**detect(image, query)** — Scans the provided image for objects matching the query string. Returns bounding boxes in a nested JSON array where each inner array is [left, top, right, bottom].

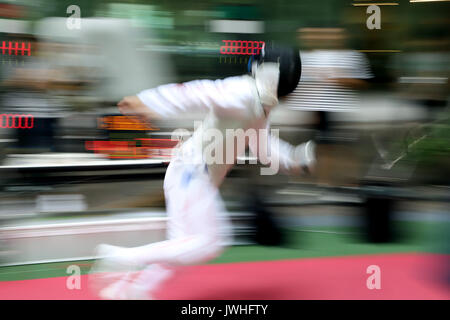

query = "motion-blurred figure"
[[90, 44, 316, 299]]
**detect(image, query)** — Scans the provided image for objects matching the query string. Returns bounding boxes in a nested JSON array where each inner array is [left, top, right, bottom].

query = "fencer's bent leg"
[[113, 159, 232, 268], [95, 159, 232, 298]]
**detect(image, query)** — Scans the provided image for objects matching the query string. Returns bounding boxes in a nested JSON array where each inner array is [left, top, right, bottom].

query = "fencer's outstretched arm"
[[118, 77, 258, 121], [249, 129, 316, 174]]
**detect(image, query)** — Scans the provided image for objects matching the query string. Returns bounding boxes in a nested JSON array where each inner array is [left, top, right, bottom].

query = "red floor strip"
[[0, 253, 449, 300]]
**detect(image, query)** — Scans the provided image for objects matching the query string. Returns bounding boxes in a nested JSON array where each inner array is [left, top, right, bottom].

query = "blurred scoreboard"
[[220, 40, 265, 55], [0, 114, 34, 129], [98, 115, 155, 131], [85, 115, 179, 160]]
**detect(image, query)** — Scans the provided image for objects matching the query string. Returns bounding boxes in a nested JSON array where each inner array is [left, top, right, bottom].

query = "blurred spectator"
[[284, 27, 373, 186]]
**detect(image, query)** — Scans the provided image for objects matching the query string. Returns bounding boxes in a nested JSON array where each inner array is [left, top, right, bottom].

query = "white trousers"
[[114, 157, 232, 293], [164, 158, 233, 252]]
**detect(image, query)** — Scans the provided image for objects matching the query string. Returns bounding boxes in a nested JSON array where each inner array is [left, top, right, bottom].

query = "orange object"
[[98, 115, 157, 131]]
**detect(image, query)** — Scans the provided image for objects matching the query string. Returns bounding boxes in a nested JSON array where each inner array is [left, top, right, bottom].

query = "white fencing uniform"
[[94, 65, 313, 299]]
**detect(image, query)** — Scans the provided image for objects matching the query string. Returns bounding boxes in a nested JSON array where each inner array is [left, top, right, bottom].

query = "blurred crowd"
[[0, 0, 448, 268]]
